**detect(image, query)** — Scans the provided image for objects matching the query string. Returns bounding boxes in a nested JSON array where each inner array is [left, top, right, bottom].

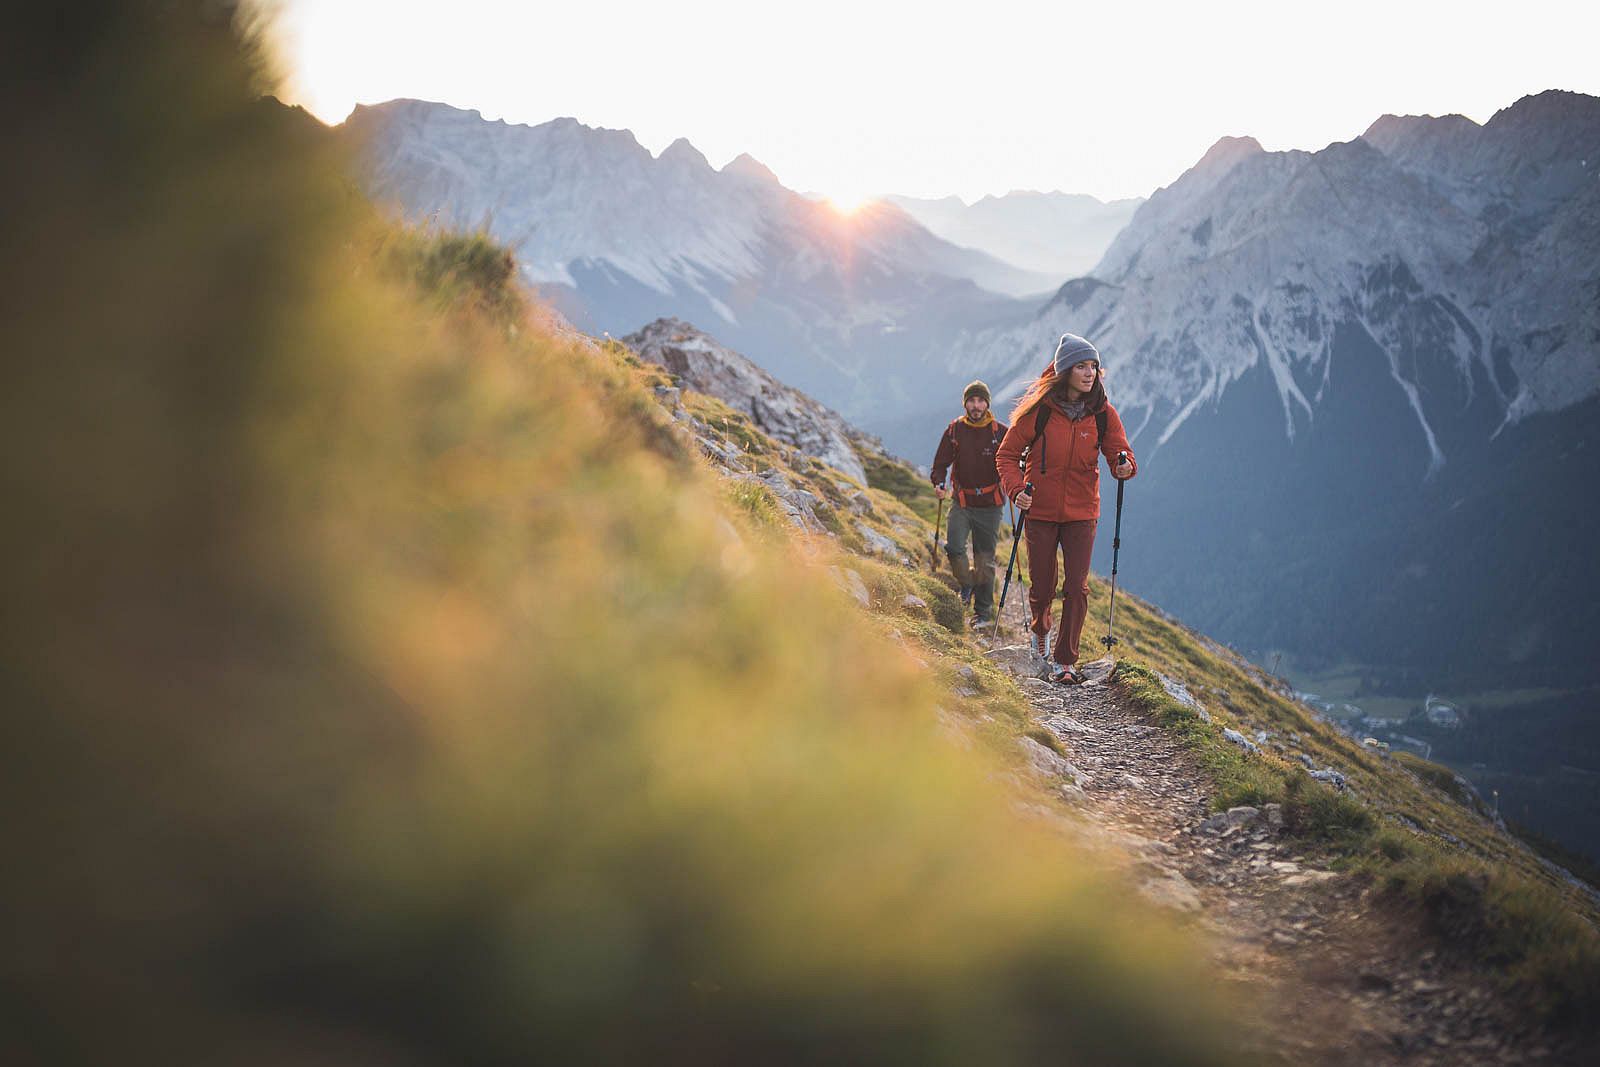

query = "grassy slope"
[[1087, 586, 1600, 1024], [4, 8, 1248, 1062]]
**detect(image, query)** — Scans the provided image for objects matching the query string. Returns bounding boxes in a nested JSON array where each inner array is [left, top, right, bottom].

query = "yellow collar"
[[961, 411, 995, 428]]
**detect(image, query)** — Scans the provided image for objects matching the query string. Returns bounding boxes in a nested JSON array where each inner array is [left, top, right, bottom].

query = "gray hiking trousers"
[[945, 503, 1002, 618]]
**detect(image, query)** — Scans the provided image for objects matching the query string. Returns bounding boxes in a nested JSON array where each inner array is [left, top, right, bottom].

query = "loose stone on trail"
[[984, 644, 1049, 680]]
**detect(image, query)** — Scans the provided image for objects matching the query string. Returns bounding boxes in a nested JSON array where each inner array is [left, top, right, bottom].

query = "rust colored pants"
[[1024, 518, 1096, 666]]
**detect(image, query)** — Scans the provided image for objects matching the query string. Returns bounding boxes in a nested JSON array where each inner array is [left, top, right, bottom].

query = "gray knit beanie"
[[1052, 333, 1100, 376]]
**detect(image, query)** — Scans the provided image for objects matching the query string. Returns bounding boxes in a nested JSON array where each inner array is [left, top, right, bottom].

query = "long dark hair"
[[1009, 361, 1107, 426]]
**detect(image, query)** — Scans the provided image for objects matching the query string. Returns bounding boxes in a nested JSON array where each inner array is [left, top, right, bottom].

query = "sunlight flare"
[[825, 190, 876, 215]]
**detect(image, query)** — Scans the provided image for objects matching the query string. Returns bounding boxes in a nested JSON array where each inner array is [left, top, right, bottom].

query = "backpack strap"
[[938, 419, 959, 483], [1022, 403, 1053, 476], [1020, 405, 1106, 478]]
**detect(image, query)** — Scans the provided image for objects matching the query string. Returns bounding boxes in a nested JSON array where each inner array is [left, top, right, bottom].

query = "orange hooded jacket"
[[995, 396, 1137, 523]]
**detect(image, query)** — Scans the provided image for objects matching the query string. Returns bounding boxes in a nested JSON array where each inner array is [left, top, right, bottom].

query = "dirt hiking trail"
[[1004, 655, 1585, 1066]]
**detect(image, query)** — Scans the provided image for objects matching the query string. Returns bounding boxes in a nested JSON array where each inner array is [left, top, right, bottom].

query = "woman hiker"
[[996, 333, 1137, 685], [930, 380, 1008, 627]]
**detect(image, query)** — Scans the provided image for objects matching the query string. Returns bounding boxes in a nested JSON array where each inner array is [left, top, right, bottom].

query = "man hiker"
[[931, 380, 1009, 626]]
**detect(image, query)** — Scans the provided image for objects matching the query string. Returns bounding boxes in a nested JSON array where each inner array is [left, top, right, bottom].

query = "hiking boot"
[[969, 612, 993, 631], [1049, 662, 1087, 685], [1030, 630, 1052, 659], [959, 585, 974, 607]]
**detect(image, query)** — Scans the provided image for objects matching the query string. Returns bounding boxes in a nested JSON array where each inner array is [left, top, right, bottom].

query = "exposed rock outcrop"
[[624, 318, 871, 483]]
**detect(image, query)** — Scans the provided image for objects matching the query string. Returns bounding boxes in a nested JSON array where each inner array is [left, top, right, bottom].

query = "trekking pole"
[[930, 492, 945, 571], [1011, 495, 1028, 604], [1000, 497, 1020, 637], [1100, 453, 1128, 652], [992, 482, 1033, 645]]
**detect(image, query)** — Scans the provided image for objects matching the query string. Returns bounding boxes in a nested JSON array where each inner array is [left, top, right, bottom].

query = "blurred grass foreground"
[[1, 4, 1239, 1063]]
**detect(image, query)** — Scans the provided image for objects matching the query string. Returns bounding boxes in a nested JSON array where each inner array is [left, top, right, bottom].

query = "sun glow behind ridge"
[[824, 191, 876, 215]]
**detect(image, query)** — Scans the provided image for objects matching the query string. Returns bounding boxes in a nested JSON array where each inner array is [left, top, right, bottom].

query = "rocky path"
[[1001, 655, 1582, 1066]]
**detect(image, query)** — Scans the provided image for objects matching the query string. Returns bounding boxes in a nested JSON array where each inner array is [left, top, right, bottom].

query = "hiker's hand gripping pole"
[[1100, 453, 1129, 652], [993, 482, 1033, 644]]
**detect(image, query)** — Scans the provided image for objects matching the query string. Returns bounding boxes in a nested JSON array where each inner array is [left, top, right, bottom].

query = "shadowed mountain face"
[[960, 92, 1600, 699], [340, 100, 1049, 425]]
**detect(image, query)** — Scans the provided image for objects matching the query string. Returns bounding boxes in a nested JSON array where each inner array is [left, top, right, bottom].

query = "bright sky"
[[270, 0, 1600, 204]]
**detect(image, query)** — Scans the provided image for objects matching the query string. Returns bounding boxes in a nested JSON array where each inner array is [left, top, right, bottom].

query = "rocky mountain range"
[[964, 90, 1600, 695], [976, 92, 1600, 438], [340, 99, 1049, 419]]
